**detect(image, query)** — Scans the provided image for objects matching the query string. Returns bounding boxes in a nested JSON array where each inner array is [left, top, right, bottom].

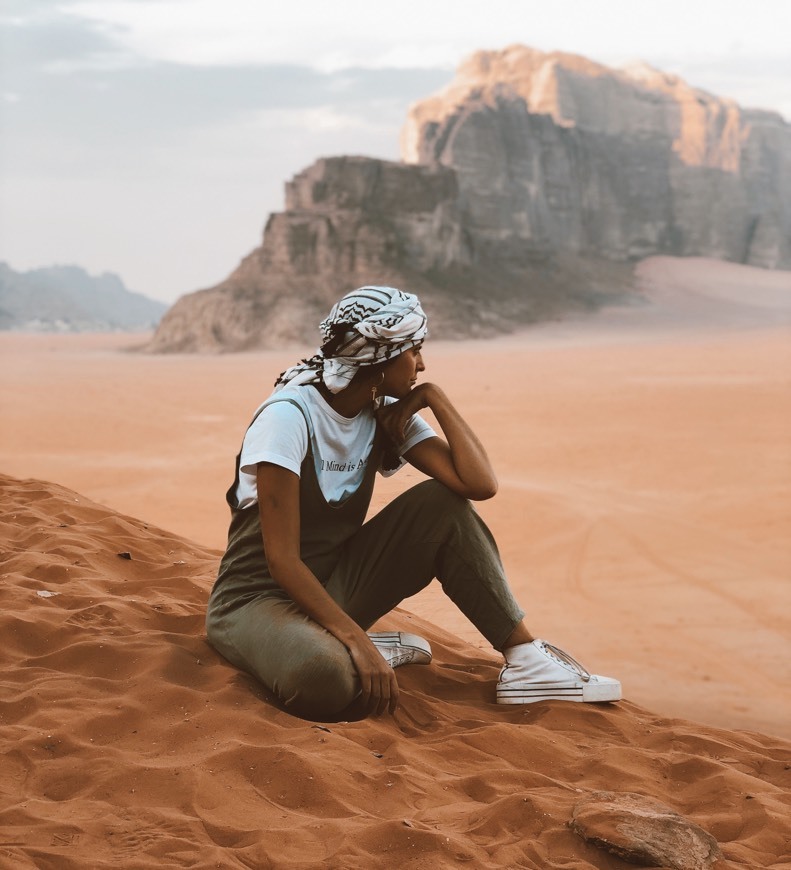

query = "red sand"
[[1, 474, 789, 868], [1, 256, 790, 866]]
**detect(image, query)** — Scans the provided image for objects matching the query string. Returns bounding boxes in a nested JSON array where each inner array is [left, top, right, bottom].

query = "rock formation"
[[149, 45, 790, 352], [147, 158, 489, 352], [402, 45, 791, 270]]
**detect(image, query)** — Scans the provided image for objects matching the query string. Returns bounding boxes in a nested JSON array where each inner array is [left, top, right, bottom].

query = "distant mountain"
[[0, 263, 168, 332]]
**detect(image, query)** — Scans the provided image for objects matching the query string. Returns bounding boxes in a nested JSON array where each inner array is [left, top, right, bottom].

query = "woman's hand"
[[258, 463, 400, 716], [387, 383, 499, 501], [347, 634, 400, 716], [375, 383, 431, 443]]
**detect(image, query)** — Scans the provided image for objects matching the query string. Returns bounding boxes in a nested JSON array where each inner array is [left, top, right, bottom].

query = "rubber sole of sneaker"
[[368, 631, 432, 665], [497, 677, 621, 704]]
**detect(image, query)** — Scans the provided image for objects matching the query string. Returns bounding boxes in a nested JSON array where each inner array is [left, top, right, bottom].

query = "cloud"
[[3, 0, 789, 300], [249, 105, 394, 134], [0, 2, 132, 77], [53, 0, 791, 79], [2, 56, 448, 169], [59, 0, 468, 70], [0, 5, 450, 300], [7, 1, 789, 116]]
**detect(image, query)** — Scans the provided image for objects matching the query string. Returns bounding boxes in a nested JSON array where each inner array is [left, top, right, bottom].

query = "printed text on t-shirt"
[[319, 457, 368, 472]]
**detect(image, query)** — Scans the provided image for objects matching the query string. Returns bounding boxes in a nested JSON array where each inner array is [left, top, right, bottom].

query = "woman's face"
[[380, 345, 425, 399]]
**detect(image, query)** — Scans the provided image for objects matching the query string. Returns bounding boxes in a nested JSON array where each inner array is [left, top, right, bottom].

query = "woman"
[[206, 286, 620, 719]]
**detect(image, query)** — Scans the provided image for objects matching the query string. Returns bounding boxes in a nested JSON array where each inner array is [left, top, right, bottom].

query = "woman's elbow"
[[264, 547, 302, 581], [466, 478, 498, 501]]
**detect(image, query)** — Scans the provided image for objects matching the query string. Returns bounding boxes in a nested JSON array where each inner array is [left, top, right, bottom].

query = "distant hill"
[[0, 263, 167, 332]]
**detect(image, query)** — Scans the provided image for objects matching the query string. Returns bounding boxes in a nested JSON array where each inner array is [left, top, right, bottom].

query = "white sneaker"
[[368, 632, 432, 669], [496, 639, 621, 704]]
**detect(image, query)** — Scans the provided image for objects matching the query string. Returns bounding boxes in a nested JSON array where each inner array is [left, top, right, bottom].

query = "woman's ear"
[[357, 361, 389, 384]]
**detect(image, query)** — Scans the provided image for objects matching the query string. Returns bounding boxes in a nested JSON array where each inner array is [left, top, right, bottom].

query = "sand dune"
[[2, 474, 790, 869], [3, 261, 790, 738], [1, 255, 791, 865]]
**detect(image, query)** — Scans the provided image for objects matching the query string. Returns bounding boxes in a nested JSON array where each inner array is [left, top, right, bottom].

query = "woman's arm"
[[376, 383, 498, 500], [256, 462, 399, 715]]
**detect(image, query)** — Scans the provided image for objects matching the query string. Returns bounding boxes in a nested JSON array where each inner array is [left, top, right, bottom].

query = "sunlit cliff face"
[[403, 45, 755, 173], [400, 43, 789, 272]]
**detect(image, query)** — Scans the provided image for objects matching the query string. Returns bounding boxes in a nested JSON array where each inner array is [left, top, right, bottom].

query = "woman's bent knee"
[[206, 601, 359, 719], [411, 479, 472, 515], [274, 646, 358, 719]]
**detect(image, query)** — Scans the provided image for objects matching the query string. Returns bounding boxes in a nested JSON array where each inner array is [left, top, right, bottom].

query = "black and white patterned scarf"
[[274, 286, 428, 394]]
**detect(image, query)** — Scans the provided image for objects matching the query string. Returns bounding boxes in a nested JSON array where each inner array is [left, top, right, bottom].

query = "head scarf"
[[274, 286, 428, 394]]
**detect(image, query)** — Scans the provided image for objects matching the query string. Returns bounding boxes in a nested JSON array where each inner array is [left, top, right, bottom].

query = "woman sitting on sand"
[[206, 286, 620, 719]]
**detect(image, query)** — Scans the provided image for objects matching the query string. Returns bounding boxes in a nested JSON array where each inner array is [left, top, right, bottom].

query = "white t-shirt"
[[235, 386, 436, 508]]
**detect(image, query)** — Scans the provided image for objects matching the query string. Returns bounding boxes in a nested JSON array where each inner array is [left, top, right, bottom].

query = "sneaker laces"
[[540, 642, 591, 682]]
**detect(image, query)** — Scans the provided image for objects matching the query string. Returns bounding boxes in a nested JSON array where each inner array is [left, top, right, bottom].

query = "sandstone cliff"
[[149, 154, 618, 351], [402, 45, 791, 270], [149, 45, 789, 352]]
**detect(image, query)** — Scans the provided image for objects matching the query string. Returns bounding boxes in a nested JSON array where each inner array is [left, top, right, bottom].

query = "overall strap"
[[225, 395, 313, 510]]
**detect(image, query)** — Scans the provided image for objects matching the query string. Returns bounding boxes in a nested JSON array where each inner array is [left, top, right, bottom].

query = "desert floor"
[[2, 257, 791, 868], [2, 256, 789, 740]]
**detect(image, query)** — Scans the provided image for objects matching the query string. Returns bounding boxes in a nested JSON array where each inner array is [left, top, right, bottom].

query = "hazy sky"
[[2, 0, 789, 303]]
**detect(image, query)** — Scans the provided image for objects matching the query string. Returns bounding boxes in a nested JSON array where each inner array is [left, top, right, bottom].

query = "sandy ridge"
[[1, 259, 790, 738], [2, 474, 790, 868]]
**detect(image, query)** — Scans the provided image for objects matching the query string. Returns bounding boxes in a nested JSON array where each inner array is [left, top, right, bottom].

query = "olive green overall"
[[206, 394, 524, 718]]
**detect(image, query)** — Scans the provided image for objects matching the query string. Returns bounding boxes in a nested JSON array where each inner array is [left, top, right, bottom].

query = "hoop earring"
[[371, 371, 385, 403]]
